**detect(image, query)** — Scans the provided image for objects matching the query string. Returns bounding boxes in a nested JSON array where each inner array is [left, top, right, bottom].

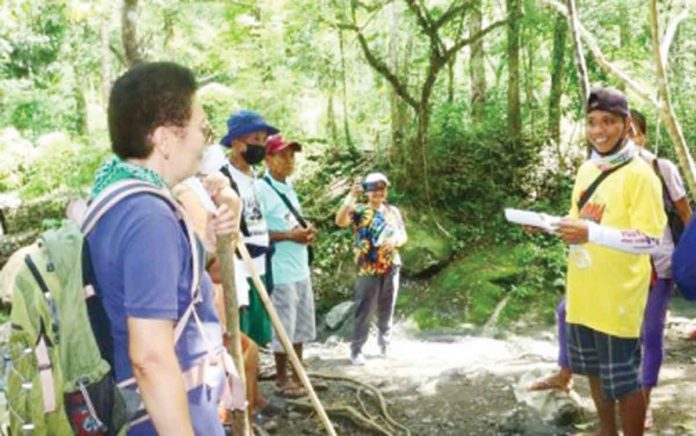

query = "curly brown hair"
[[108, 62, 197, 159]]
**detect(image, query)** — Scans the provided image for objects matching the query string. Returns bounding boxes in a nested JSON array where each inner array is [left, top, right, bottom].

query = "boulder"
[[514, 370, 590, 427], [0, 191, 83, 235], [324, 301, 354, 330], [400, 214, 454, 277], [0, 231, 38, 274]]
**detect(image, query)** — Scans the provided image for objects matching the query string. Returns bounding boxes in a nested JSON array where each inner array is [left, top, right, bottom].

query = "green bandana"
[[91, 155, 169, 199]]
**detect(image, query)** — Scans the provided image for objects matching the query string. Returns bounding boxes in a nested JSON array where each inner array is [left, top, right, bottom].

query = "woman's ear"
[[150, 125, 172, 159]]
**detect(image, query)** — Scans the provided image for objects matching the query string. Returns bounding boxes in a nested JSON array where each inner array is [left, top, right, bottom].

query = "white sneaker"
[[350, 352, 366, 366]]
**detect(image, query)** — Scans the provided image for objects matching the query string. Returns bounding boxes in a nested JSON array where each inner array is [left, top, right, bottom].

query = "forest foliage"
[[1, 0, 695, 320]]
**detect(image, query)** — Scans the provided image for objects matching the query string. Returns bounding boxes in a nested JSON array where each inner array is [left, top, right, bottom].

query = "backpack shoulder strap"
[[80, 180, 201, 344], [651, 158, 674, 205], [220, 165, 251, 237], [577, 158, 633, 211], [262, 176, 308, 228]]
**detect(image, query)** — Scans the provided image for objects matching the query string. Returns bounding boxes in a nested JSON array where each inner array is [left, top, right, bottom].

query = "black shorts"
[[567, 323, 641, 400]]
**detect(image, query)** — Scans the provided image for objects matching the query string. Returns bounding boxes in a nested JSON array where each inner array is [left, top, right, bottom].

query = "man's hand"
[[556, 218, 589, 244], [290, 226, 315, 244]]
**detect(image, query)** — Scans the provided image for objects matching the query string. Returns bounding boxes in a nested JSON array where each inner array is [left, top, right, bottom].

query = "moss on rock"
[[398, 242, 565, 331]]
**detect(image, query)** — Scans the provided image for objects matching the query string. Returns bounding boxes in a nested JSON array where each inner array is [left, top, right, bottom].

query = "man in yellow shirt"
[[556, 88, 665, 436]]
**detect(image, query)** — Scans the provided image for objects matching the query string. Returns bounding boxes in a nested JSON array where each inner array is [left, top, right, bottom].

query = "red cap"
[[266, 134, 302, 154]]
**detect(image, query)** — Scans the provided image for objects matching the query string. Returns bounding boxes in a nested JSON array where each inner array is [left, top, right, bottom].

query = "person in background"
[[218, 110, 279, 347], [256, 134, 317, 397], [335, 172, 407, 366]]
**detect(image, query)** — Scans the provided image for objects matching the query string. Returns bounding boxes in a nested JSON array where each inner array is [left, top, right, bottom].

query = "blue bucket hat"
[[220, 110, 279, 147]]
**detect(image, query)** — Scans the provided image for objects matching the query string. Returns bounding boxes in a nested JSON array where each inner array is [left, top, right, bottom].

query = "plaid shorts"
[[567, 323, 642, 400], [271, 278, 316, 352]]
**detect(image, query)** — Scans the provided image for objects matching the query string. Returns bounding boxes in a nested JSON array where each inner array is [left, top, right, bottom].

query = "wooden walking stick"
[[216, 235, 250, 436], [236, 242, 337, 436]]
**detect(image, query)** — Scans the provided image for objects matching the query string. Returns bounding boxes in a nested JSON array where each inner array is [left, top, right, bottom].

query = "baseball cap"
[[266, 134, 302, 154], [587, 88, 629, 118], [220, 110, 279, 147], [364, 172, 390, 186]]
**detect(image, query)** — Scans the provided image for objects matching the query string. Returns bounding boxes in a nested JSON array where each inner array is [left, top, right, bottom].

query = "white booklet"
[[504, 208, 561, 233]]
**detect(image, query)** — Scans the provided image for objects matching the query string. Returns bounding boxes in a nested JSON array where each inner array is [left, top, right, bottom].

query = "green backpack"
[[3, 181, 192, 435]]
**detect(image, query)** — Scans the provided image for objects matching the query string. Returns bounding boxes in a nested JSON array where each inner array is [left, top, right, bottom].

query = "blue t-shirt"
[[256, 175, 310, 285], [87, 194, 224, 435]]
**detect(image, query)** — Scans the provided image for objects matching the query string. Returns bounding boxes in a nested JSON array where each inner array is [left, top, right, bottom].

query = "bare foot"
[[528, 369, 574, 393], [644, 407, 653, 430]]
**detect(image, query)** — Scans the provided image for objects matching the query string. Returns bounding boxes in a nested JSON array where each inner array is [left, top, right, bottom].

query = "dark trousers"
[[351, 268, 400, 355]]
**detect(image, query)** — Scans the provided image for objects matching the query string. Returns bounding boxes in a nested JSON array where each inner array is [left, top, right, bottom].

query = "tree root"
[[308, 372, 411, 436], [286, 399, 393, 436]]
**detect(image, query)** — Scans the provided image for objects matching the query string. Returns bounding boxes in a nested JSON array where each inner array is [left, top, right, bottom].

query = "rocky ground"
[[257, 298, 696, 435]]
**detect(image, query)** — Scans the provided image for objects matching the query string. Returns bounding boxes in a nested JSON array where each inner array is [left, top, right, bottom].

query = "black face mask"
[[242, 143, 266, 165]]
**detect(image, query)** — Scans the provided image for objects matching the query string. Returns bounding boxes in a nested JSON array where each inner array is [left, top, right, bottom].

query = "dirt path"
[[262, 299, 696, 435]]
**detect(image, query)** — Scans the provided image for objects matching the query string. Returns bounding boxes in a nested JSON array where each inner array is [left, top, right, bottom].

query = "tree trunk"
[[100, 7, 112, 103], [524, 27, 535, 134], [326, 91, 339, 147], [389, 1, 404, 153], [447, 56, 455, 104], [548, 12, 567, 143], [338, 29, 355, 152], [567, 0, 589, 101], [649, 0, 696, 195], [616, 0, 629, 92], [506, 0, 522, 141], [469, 0, 487, 122], [121, 0, 143, 67]]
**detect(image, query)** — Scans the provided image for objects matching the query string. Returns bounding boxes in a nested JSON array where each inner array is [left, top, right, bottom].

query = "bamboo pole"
[[236, 242, 337, 436], [216, 235, 250, 436]]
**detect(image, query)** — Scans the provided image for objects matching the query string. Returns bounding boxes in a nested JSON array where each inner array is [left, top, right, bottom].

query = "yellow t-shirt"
[[566, 158, 666, 338]]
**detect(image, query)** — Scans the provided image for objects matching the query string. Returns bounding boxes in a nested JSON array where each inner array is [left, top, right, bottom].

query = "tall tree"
[[469, 0, 487, 121], [548, 11, 567, 143], [344, 0, 507, 196], [121, 0, 143, 67], [506, 0, 522, 140]]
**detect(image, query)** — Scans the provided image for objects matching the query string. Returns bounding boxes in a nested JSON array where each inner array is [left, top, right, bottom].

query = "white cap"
[[200, 144, 228, 175], [364, 172, 390, 186]]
